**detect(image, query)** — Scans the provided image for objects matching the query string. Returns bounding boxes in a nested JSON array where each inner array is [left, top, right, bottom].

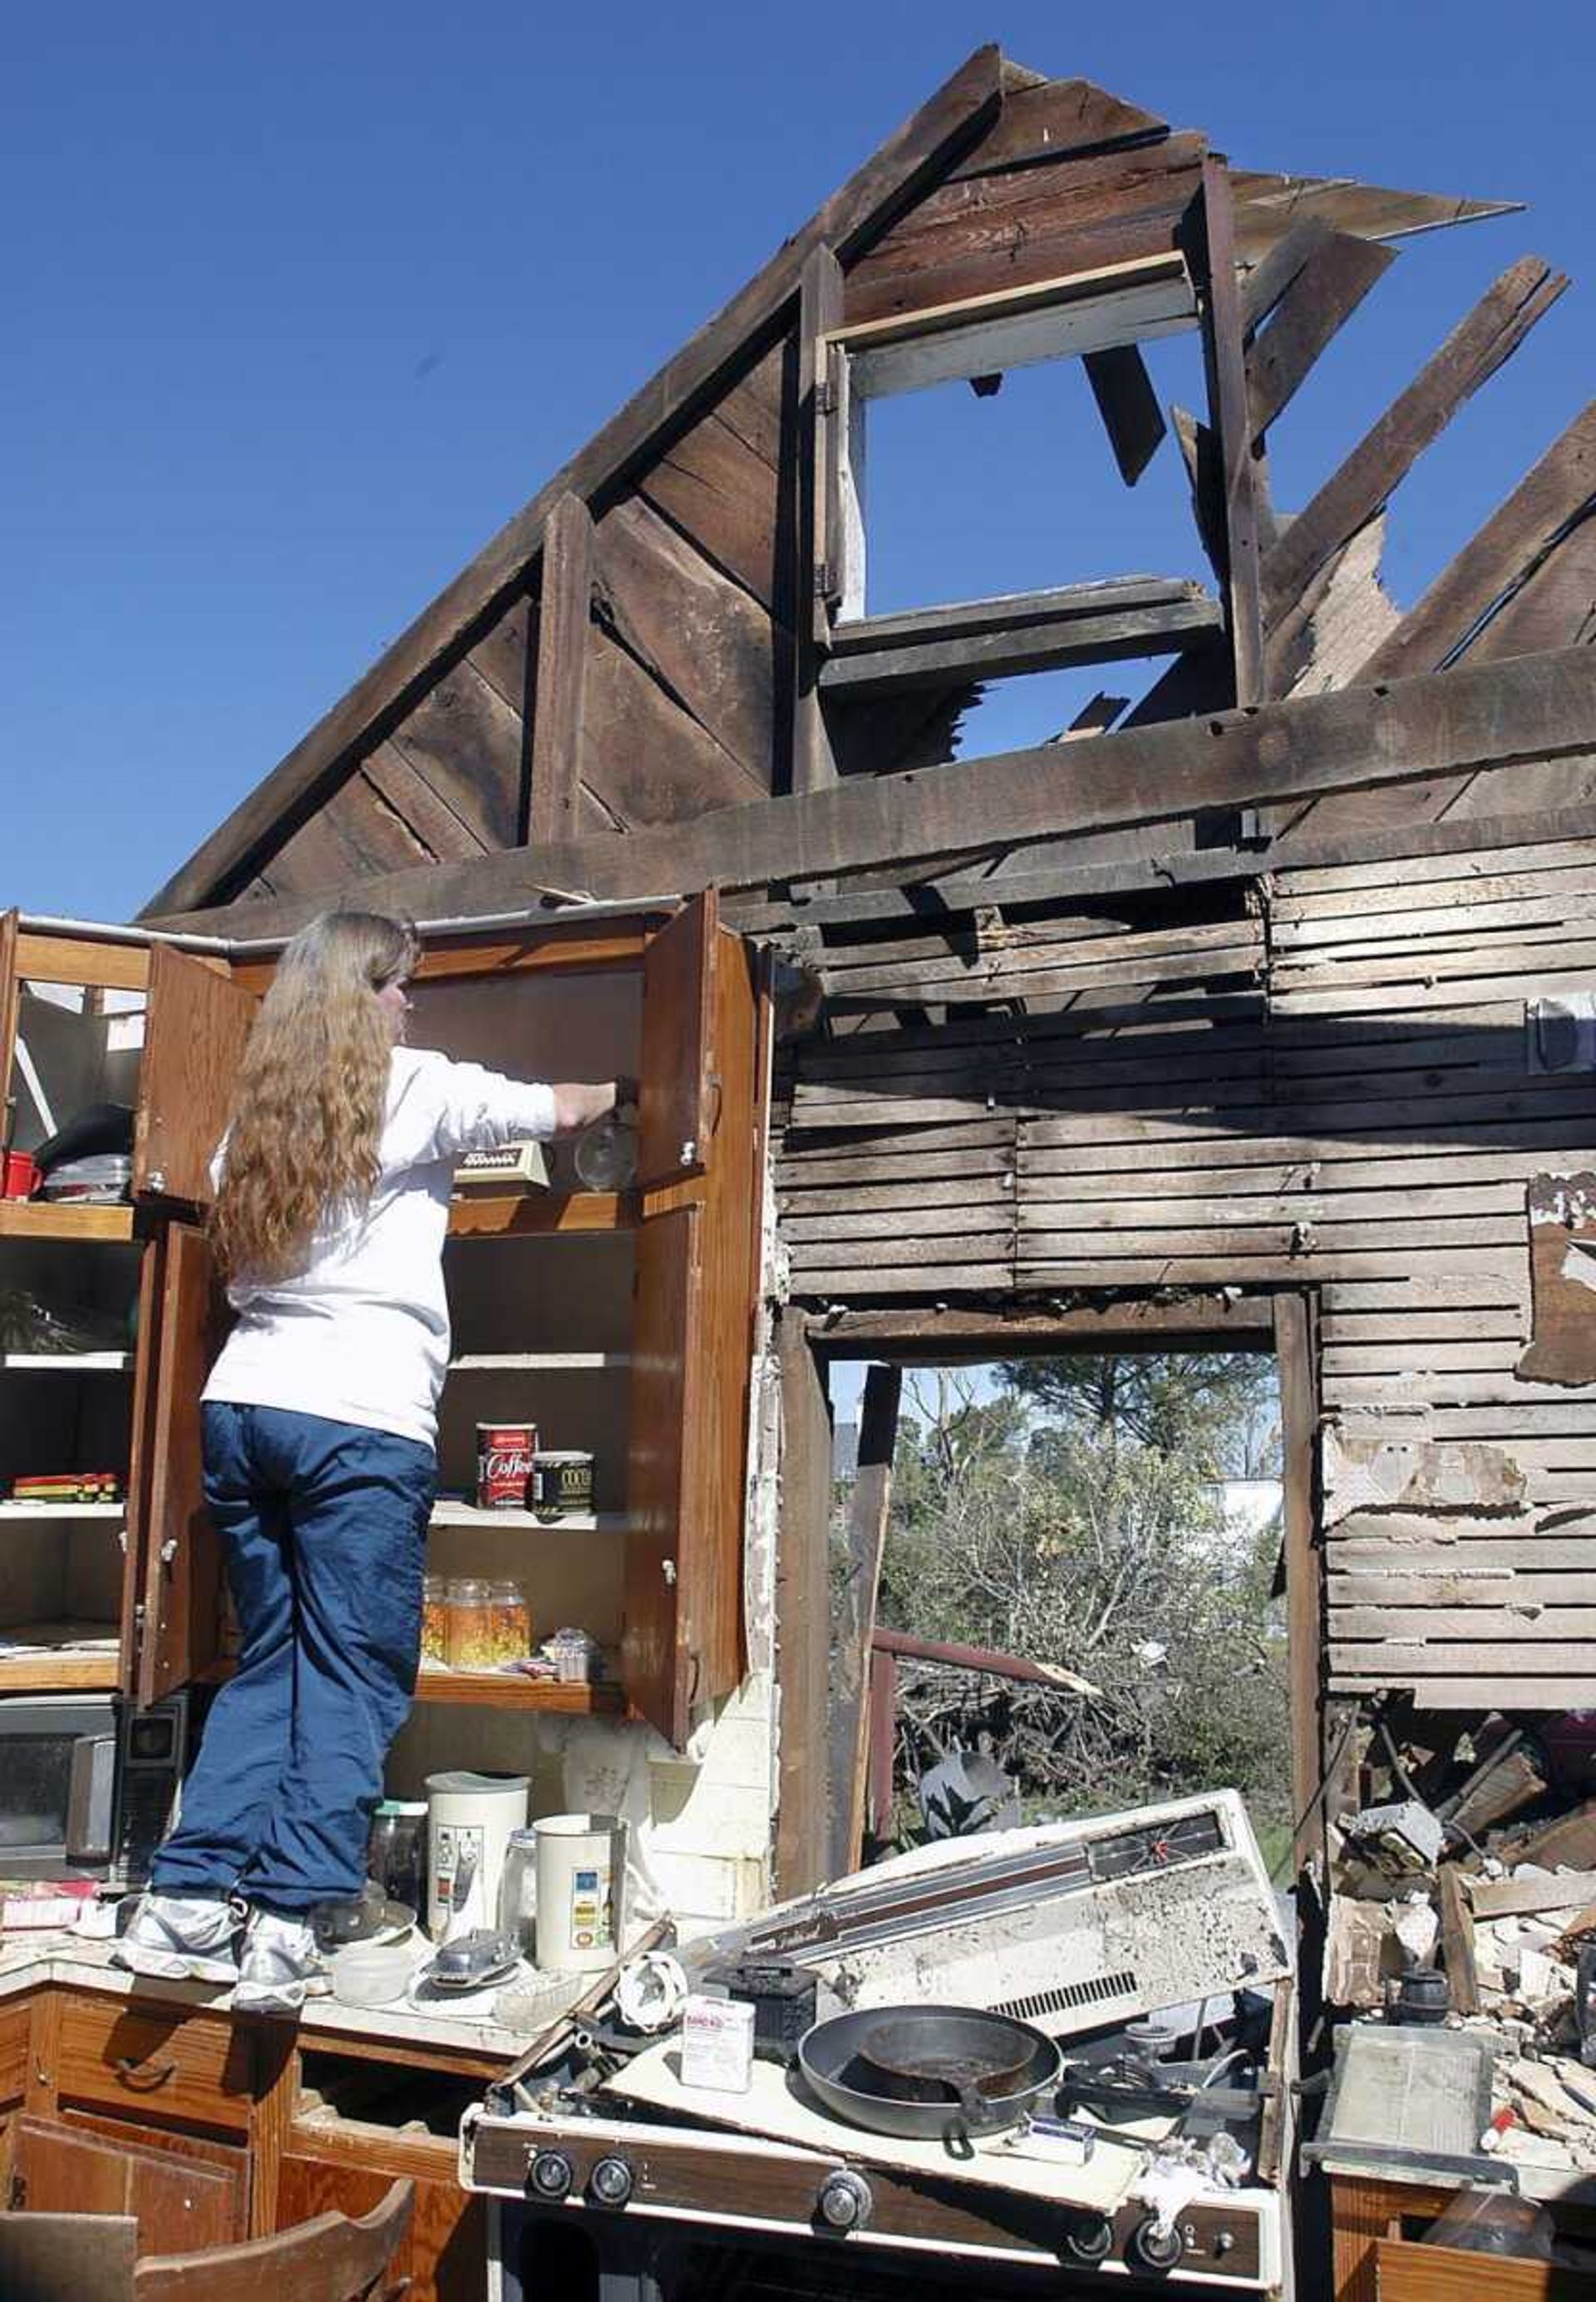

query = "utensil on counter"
[[797, 2005, 1062, 2147]]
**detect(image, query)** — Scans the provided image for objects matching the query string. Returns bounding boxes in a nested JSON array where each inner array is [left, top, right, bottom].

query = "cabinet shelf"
[[447, 1191, 632, 1240], [446, 1352, 631, 1372], [413, 1668, 623, 1712], [0, 1623, 121, 1691], [429, 1502, 625, 1533], [0, 1501, 125, 1521], [0, 1203, 135, 1242], [0, 1353, 133, 1373]]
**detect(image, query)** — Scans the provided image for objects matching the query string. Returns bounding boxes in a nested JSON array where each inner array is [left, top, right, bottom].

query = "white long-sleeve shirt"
[[202, 1047, 557, 1447]]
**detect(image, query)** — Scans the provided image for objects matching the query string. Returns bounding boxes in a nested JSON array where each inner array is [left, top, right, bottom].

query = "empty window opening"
[[826, 1349, 1289, 1875]]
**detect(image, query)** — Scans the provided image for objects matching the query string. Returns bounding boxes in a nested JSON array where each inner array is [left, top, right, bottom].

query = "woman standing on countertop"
[[115, 909, 620, 2013]]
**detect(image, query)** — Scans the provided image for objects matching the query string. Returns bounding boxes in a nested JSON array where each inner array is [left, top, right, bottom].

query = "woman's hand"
[[549, 1080, 622, 1136]]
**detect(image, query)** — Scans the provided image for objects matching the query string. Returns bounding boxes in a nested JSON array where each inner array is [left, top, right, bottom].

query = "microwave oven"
[[0, 1692, 189, 1884]]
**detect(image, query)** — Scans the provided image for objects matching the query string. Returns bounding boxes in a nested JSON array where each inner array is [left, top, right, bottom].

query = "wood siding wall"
[[773, 816, 1596, 1711]]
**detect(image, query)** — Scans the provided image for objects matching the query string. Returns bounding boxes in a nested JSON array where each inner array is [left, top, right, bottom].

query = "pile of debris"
[[1323, 1703, 1596, 2181]]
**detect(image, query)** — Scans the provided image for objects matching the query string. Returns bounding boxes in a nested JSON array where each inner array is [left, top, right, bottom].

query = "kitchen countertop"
[[0, 1925, 532, 2061]]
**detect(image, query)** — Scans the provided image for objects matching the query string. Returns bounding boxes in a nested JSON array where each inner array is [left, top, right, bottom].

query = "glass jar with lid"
[[445, 1577, 495, 1670], [420, 1574, 449, 1666], [367, 1798, 427, 1915], [498, 1825, 539, 1953], [488, 1579, 532, 1665]]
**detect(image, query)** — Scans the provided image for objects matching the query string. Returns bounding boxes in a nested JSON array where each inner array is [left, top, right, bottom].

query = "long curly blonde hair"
[[211, 910, 419, 1283]]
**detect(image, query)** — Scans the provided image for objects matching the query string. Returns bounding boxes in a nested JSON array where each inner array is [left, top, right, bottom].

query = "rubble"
[[1318, 1702, 1596, 2187]]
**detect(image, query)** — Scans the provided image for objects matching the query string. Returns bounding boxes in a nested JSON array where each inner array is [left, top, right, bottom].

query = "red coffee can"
[[476, 1422, 539, 1510]]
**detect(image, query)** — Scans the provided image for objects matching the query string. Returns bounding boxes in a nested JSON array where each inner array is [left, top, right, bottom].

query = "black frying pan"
[[797, 2005, 1062, 2146]]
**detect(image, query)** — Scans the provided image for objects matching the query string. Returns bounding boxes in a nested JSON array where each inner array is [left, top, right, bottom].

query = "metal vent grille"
[[993, 1969, 1138, 2023]]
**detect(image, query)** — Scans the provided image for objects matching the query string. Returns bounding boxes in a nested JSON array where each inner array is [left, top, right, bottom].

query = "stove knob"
[[528, 2148, 574, 2202], [589, 2156, 634, 2209], [816, 2170, 872, 2233], [1062, 2212, 1115, 2266], [1128, 2215, 1186, 2273]]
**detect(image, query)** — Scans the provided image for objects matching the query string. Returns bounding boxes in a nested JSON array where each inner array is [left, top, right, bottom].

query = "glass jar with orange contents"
[[420, 1574, 449, 1667], [487, 1579, 532, 1666], [445, 1578, 496, 1671]]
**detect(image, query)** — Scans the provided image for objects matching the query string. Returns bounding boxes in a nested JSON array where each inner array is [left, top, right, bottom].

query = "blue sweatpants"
[[152, 1402, 435, 1913]]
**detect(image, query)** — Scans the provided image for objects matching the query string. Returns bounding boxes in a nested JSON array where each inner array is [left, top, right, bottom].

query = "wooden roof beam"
[[1357, 401, 1596, 684], [1262, 254, 1568, 634], [148, 646, 1596, 938], [140, 45, 1007, 920]]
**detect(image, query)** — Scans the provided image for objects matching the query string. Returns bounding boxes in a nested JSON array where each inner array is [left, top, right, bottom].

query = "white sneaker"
[[234, 1906, 333, 2015], [112, 1892, 242, 1984]]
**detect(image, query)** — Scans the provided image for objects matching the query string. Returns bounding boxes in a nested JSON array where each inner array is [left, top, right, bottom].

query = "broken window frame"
[[811, 253, 1203, 659]]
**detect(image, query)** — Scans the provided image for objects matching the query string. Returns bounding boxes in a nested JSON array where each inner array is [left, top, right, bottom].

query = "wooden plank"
[[775, 1309, 834, 1897], [638, 343, 789, 612], [818, 594, 1219, 694], [842, 134, 1208, 327], [361, 737, 494, 862], [143, 47, 1004, 914], [1244, 229, 1395, 441], [828, 1364, 901, 1878], [796, 244, 843, 791], [1358, 401, 1596, 683], [594, 496, 775, 785], [948, 79, 1169, 180], [152, 645, 1596, 935], [1239, 217, 1332, 335], [1466, 505, 1596, 664], [1331, 1606, 1596, 1640], [1229, 170, 1520, 262], [528, 491, 594, 846], [1192, 155, 1264, 703], [1332, 1642, 1596, 1675], [14, 932, 151, 991], [1330, 1568, 1596, 1600], [1263, 256, 1568, 624], [1469, 1871, 1596, 1920], [582, 624, 768, 829], [1437, 1864, 1480, 2016], [1081, 343, 1167, 483], [1276, 1294, 1322, 1871], [383, 656, 529, 851], [827, 574, 1204, 654]]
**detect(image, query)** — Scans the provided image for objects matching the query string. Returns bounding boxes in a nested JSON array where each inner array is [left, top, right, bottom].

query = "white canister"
[[425, 1770, 529, 1939], [533, 1812, 626, 1973]]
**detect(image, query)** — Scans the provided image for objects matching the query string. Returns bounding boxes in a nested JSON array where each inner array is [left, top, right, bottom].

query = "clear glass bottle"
[[574, 1108, 638, 1191], [445, 1577, 495, 1670], [498, 1826, 539, 1954], [367, 1798, 427, 1915]]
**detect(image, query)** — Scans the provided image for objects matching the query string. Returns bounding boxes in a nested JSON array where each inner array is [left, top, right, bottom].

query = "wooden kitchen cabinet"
[[5, 2111, 247, 2252], [0, 895, 766, 1747]]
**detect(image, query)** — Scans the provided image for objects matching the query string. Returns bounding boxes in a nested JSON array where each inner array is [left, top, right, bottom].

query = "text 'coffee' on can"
[[531, 1450, 595, 1519], [476, 1423, 539, 1510]]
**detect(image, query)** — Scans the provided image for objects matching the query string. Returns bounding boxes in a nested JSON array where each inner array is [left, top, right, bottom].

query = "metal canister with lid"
[[530, 1450, 595, 1520]]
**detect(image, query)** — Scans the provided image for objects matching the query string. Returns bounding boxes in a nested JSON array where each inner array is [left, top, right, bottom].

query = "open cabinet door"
[[133, 946, 257, 1205], [622, 1205, 705, 1746], [133, 1222, 228, 1704], [0, 909, 18, 1129], [636, 892, 719, 1190]]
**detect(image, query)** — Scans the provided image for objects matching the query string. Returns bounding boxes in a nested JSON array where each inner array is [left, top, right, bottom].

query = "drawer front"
[[56, 1994, 256, 2134]]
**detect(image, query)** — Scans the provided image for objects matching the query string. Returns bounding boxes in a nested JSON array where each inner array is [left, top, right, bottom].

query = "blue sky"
[[4, 1, 1592, 920]]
